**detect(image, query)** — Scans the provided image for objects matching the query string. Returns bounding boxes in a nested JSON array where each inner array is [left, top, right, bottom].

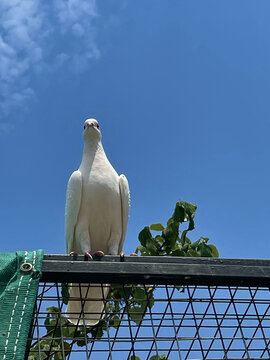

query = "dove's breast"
[[77, 157, 122, 252]]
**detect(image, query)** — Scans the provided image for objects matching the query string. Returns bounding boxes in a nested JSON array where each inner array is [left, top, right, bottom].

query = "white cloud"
[[0, 0, 99, 132], [52, 0, 99, 71], [54, 0, 98, 28]]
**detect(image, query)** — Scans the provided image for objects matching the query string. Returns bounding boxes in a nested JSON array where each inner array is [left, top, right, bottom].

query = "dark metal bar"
[[41, 255, 270, 287], [43, 254, 270, 265]]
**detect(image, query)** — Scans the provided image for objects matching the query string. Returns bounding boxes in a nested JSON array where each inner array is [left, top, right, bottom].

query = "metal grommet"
[[20, 262, 33, 274]]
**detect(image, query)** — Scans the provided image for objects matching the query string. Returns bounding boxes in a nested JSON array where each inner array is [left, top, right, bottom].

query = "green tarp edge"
[[0, 250, 44, 360]]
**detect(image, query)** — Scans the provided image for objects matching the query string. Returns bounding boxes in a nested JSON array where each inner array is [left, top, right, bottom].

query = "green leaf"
[[89, 321, 105, 339], [61, 283, 70, 305], [53, 342, 71, 359], [64, 342, 71, 351], [28, 351, 48, 360], [150, 223, 165, 231], [44, 306, 67, 335], [190, 238, 201, 249], [208, 244, 219, 257], [133, 287, 147, 304], [180, 223, 194, 245], [147, 290, 155, 308], [145, 237, 159, 255], [150, 355, 168, 360], [110, 283, 124, 299], [109, 315, 121, 328], [188, 248, 199, 257], [163, 221, 179, 248], [201, 237, 209, 243], [187, 217, 195, 231], [129, 306, 144, 325], [46, 306, 60, 315], [138, 227, 153, 247], [28, 341, 51, 360], [129, 356, 141, 360], [172, 202, 186, 223], [179, 200, 197, 219], [135, 245, 147, 255], [171, 248, 185, 256], [121, 285, 133, 300], [155, 235, 164, 244], [198, 243, 213, 257], [132, 286, 155, 309], [185, 236, 192, 244], [111, 283, 132, 300], [77, 338, 87, 347], [44, 313, 53, 332], [62, 325, 76, 338], [54, 352, 64, 360], [30, 340, 52, 359]]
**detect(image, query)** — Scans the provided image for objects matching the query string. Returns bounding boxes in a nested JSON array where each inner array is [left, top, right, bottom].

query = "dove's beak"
[[85, 123, 94, 129]]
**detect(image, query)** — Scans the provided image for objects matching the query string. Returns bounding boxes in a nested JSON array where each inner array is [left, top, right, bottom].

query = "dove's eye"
[[97, 124, 100, 129], [84, 124, 86, 129]]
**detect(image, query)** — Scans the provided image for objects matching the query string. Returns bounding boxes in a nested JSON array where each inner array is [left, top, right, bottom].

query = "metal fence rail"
[[27, 256, 270, 359]]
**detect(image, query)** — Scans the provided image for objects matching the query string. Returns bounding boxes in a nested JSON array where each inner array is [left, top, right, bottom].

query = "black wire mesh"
[[27, 281, 270, 359]]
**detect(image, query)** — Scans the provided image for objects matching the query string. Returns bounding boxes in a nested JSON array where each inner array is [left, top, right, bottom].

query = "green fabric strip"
[[0, 250, 44, 360]]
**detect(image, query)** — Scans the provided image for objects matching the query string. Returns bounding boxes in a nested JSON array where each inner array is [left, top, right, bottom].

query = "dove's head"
[[83, 118, 101, 142]]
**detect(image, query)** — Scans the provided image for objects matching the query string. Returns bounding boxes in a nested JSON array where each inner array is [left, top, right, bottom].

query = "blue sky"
[[0, 0, 270, 259]]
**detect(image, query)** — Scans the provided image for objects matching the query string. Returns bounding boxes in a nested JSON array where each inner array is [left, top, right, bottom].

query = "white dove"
[[65, 118, 130, 326]]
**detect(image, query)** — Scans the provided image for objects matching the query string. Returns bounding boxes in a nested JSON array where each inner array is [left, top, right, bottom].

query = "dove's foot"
[[93, 250, 104, 257], [130, 252, 138, 256], [69, 251, 78, 260], [92, 251, 104, 260], [120, 251, 125, 262], [84, 252, 93, 261]]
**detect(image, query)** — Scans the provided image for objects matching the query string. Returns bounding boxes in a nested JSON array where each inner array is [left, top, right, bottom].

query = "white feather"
[[65, 170, 82, 254], [118, 174, 130, 253]]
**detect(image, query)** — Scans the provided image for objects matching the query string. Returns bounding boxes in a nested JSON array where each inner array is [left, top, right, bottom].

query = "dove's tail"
[[66, 283, 110, 326]]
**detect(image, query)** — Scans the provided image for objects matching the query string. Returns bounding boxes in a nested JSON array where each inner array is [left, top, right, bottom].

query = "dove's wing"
[[118, 174, 130, 253], [65, 170, 82, 254]]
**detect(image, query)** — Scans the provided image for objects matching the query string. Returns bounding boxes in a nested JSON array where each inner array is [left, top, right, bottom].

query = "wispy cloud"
[[0, 0, 99, 131], [52, 0, 99, 71]]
